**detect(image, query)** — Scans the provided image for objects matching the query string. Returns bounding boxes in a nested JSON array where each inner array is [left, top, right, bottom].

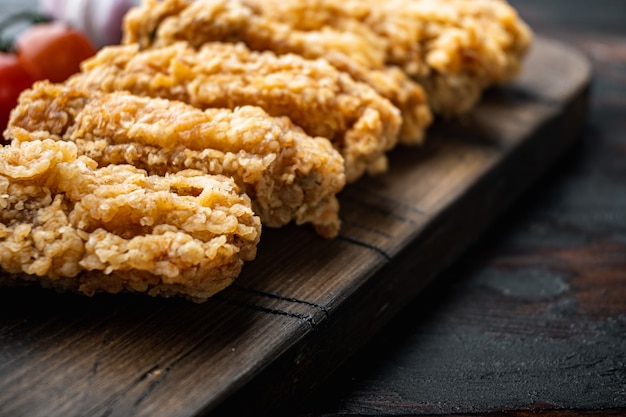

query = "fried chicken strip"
[[121, 0, 431, 145], [68, 41, 399, 182], [0, 139, 261, 301], [242, 0, 533, 116], [7, 81, 346, 237], [123, 0, 531, 116]]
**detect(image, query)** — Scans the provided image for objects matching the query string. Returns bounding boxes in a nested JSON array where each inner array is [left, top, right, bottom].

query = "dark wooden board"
[[297, 0, 626, 414], [0, 37, 590, 417]]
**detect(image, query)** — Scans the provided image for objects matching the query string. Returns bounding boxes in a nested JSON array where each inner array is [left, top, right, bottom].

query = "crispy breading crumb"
[[0, 139, 261, 302]]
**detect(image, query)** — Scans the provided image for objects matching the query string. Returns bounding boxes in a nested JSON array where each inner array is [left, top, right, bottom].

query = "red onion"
[[39, 0, 139, 47]]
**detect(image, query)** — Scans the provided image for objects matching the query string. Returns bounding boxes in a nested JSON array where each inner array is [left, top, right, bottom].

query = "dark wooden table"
[[293, 1, 626, 416], [0, 1, 624, 417]]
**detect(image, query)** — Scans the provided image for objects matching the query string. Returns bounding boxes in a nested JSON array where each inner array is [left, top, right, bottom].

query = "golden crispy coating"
[[121, 0, 431, 145], [7, 81, 346, 237], [123, 0, 531, 116], [0, 139, 261, 302], [69, 42, 400, 182], [123, 0, 386, 68], [238, 0, 532, 115], [322, 55, 432, 145]]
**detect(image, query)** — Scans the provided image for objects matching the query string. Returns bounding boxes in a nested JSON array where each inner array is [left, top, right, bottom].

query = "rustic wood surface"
[[295, 1, 626, 416], [0, 1, 608, 417]]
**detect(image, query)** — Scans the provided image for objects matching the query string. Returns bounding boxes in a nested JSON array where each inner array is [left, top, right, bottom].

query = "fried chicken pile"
[[122, 0, 531, 117], [8, 82, 346, 237], [123, 0, 434, 145], [239, 0, 532, 115], [0, 0, 532, 300], [67, 42, 401, 182]]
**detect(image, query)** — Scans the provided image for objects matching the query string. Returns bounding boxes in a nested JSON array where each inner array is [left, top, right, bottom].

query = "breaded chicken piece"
[[123, 0, 531, 116], [7, 82, 346, 238], [0, 139, 261, 302], [69, 42, 400, 182], [121, 0, 431, 146], [242, 0, 533, 116]]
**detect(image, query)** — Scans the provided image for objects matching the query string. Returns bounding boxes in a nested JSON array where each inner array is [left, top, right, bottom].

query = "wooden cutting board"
[[0, 37, 591, 417]]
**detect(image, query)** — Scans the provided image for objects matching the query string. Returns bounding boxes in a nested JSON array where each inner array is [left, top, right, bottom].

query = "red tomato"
[[15, 21, 96, 83], [0, 53, 36, 138]]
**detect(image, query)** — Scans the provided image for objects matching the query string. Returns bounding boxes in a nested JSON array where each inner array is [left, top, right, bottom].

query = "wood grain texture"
[[0, 35, 590, 417]]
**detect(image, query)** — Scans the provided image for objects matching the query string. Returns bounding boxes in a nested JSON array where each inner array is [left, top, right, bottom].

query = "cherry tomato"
[[0, 53, 35, 138], [15, 21, 96, 83]]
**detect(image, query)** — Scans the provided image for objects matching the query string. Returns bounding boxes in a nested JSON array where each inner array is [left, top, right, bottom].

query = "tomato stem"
[[0, 11, 53, 53]]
